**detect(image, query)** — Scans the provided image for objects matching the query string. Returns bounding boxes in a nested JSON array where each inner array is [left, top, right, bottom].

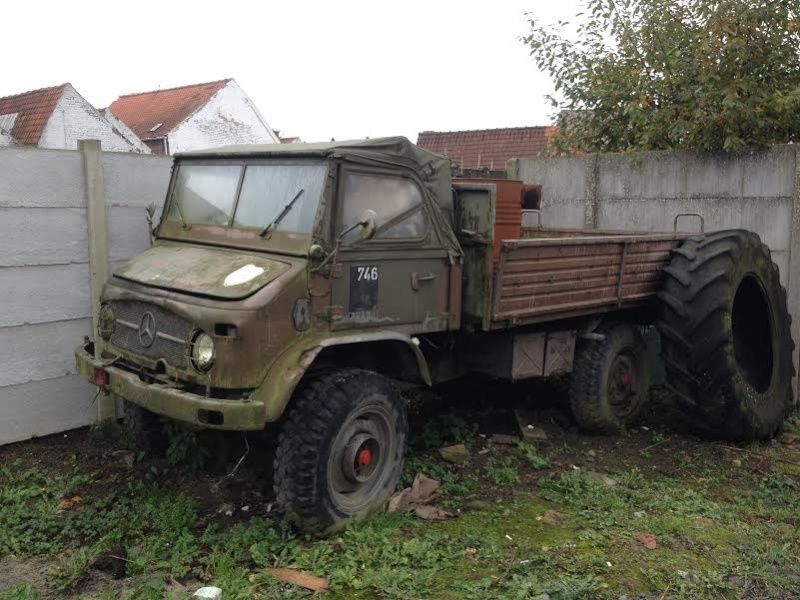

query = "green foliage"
[[413, 413, 478, 449], [92, 578, 189, 600], [501, 573, 603, 600], [0, 585, 37, 600], [524, 0, 800, 153], [517, 442, 552, 469], [0, 466, 199, 578], [402, 456, 478, 497], [163, 421, 211, 473], [484, 457, 520, 485], [50, 548, 92, 592], [2, 428, 799, 599]]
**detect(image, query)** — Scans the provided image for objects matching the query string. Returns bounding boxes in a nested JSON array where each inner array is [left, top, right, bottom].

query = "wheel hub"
[[608, 353, 639, 416], [357, 447, 372, 467], [342, 433, 381, 483]]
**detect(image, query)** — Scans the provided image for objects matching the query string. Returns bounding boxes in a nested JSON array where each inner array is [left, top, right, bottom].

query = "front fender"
[[252, 331, 432, 422]]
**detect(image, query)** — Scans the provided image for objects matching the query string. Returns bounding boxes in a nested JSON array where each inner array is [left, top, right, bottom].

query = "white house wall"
[[39, 85, 144, 153], [100, 108, 151, 154], [0, 128, 14, 146], [168, 81, 279, 153]]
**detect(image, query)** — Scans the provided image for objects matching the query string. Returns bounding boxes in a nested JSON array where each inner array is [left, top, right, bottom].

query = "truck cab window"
[[169, 164, 241, 226], [234, 163, 327, 233], [341, 173, 427, 241]]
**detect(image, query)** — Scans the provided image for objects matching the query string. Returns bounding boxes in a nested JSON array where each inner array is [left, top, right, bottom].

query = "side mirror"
[[312, 209, 380, 275], [308, 244, 325, 260], [358, 209, 378, 240]]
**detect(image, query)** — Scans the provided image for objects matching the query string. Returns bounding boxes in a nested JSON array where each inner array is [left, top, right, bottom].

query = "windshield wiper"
[[173, 198, 190, 230], [260, 188, 305, 238]]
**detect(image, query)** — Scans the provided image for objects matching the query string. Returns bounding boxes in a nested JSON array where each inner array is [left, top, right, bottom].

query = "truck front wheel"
[[569, 323, 649, 434], [121, 398, 168, 454], [273, 369, 407, 535]]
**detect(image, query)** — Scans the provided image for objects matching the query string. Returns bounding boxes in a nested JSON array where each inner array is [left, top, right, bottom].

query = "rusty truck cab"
[[76, 137, 461, 430]]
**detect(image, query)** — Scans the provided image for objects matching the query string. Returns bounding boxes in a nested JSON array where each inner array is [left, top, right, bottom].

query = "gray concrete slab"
[[0, 375, 96, 444], [0, 319, 91, 388], [0, 264, 90, 327], [0, 208, 88, 267]]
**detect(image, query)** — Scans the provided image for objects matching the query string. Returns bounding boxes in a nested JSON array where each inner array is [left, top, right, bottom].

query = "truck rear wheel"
[[657, 230, 794, 440], [569, 323, 649, 434], [273, 369, 407, 535]]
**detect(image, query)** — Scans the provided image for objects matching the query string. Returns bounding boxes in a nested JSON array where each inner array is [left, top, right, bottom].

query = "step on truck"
[[76, 137, 795, 534]]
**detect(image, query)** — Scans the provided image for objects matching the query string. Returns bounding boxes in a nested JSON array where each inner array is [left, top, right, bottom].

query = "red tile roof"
[[108, 79, 231, 140], [417, 126, 556, 171], [0, 84, 67, 145]]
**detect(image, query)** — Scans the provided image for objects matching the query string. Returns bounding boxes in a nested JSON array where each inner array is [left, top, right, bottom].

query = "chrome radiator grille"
[[109, 301, 192, 368]]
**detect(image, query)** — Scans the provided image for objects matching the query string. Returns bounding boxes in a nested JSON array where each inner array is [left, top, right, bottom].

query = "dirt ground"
[[1, 381, 799, 599]]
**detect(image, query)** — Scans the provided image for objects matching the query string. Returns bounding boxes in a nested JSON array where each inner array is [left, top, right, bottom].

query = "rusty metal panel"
[[511, 331, 546, 379], [491, 234, 686, 326], [544, 330, 576, 376], [455, 178, 523, 261]]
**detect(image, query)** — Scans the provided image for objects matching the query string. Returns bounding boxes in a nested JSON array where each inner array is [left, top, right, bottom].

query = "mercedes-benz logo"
[[138, 311, 156, 348]]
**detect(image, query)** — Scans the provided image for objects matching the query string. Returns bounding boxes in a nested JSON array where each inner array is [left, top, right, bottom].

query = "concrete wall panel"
[[0, 319, 91, 388], [0, 147, 84, 208], [0, 146, 172, 444], [741, 147, 796, 198], [514, 155, 589, 202], [0, 264, 90, 327], [0, 376, 97, 445], [596, 197, 792, 250], [0, 208, 87, 266], [517, 144, 800, 398], [540, 202, 587, 229], [108, 206, 156, 263], [103, 152, 171, 208]]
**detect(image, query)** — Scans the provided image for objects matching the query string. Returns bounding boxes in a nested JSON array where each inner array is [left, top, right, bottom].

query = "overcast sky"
[[2, 0, 582, 142]]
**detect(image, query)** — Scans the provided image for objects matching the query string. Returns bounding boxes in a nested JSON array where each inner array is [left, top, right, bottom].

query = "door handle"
[[411, 272, 437, 291]]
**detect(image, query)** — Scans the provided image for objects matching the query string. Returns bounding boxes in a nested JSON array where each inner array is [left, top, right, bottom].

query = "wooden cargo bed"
[[452, 180, 692, 330], [487, 232, 689, 329]]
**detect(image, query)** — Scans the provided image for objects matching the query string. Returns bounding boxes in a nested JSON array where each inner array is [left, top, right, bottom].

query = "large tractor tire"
[[273, 369, 407, 535], [657, 230, 795, 440], [569, 322, 649, 434]]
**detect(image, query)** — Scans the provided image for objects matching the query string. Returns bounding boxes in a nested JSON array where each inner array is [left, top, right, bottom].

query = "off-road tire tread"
[[569, 323, 648, 435], [273, 368, 407, 535], [657, 230, 795, 440]]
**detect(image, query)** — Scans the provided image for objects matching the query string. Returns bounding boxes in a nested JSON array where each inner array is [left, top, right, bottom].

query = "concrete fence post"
[[789, 146, 800, 406], [583, 154, 600, 229], [79, 139, 116, 422]]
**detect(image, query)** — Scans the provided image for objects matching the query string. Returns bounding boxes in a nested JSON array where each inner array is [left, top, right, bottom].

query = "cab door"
[[329, 168, 452, 333]]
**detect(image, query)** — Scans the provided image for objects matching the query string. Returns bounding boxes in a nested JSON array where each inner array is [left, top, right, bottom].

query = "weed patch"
[[1, 412, 799, 599], [484, 457, 520, 485]]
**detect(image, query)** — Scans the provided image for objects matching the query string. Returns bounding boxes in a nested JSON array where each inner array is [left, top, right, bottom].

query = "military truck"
[[75, 137, 794, 533]]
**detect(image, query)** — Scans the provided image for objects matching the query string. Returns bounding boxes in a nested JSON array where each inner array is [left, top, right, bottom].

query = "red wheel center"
[[357, 447, 372, 468], [620, 373, 632, 385]]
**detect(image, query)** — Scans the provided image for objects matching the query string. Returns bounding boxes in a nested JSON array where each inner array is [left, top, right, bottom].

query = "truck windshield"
[[167, 162, 327, 234]]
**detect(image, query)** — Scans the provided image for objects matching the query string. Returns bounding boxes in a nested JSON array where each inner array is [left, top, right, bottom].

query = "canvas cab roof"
[[177, 136, 454, 216]]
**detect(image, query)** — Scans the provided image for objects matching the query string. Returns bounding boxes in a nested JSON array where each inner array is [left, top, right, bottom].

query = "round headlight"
[[98, 304, 115, 341], [191, 331, 215, 371]]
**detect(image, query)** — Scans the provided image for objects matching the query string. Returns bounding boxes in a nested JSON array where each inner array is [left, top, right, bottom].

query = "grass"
[[0, 412, 799, 599]]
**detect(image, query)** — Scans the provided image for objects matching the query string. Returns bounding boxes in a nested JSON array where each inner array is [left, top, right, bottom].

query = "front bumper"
[[75, 343, 267, 430]]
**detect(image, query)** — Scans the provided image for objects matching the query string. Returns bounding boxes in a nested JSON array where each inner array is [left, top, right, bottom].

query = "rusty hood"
[[113, 244, 292, 299]]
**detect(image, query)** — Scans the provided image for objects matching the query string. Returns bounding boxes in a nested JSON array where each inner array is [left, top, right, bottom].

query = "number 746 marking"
[[356, 266, 378, 281]]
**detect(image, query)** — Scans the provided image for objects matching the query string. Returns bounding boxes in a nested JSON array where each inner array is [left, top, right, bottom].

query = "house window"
[[341, 173, 427, 242]]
